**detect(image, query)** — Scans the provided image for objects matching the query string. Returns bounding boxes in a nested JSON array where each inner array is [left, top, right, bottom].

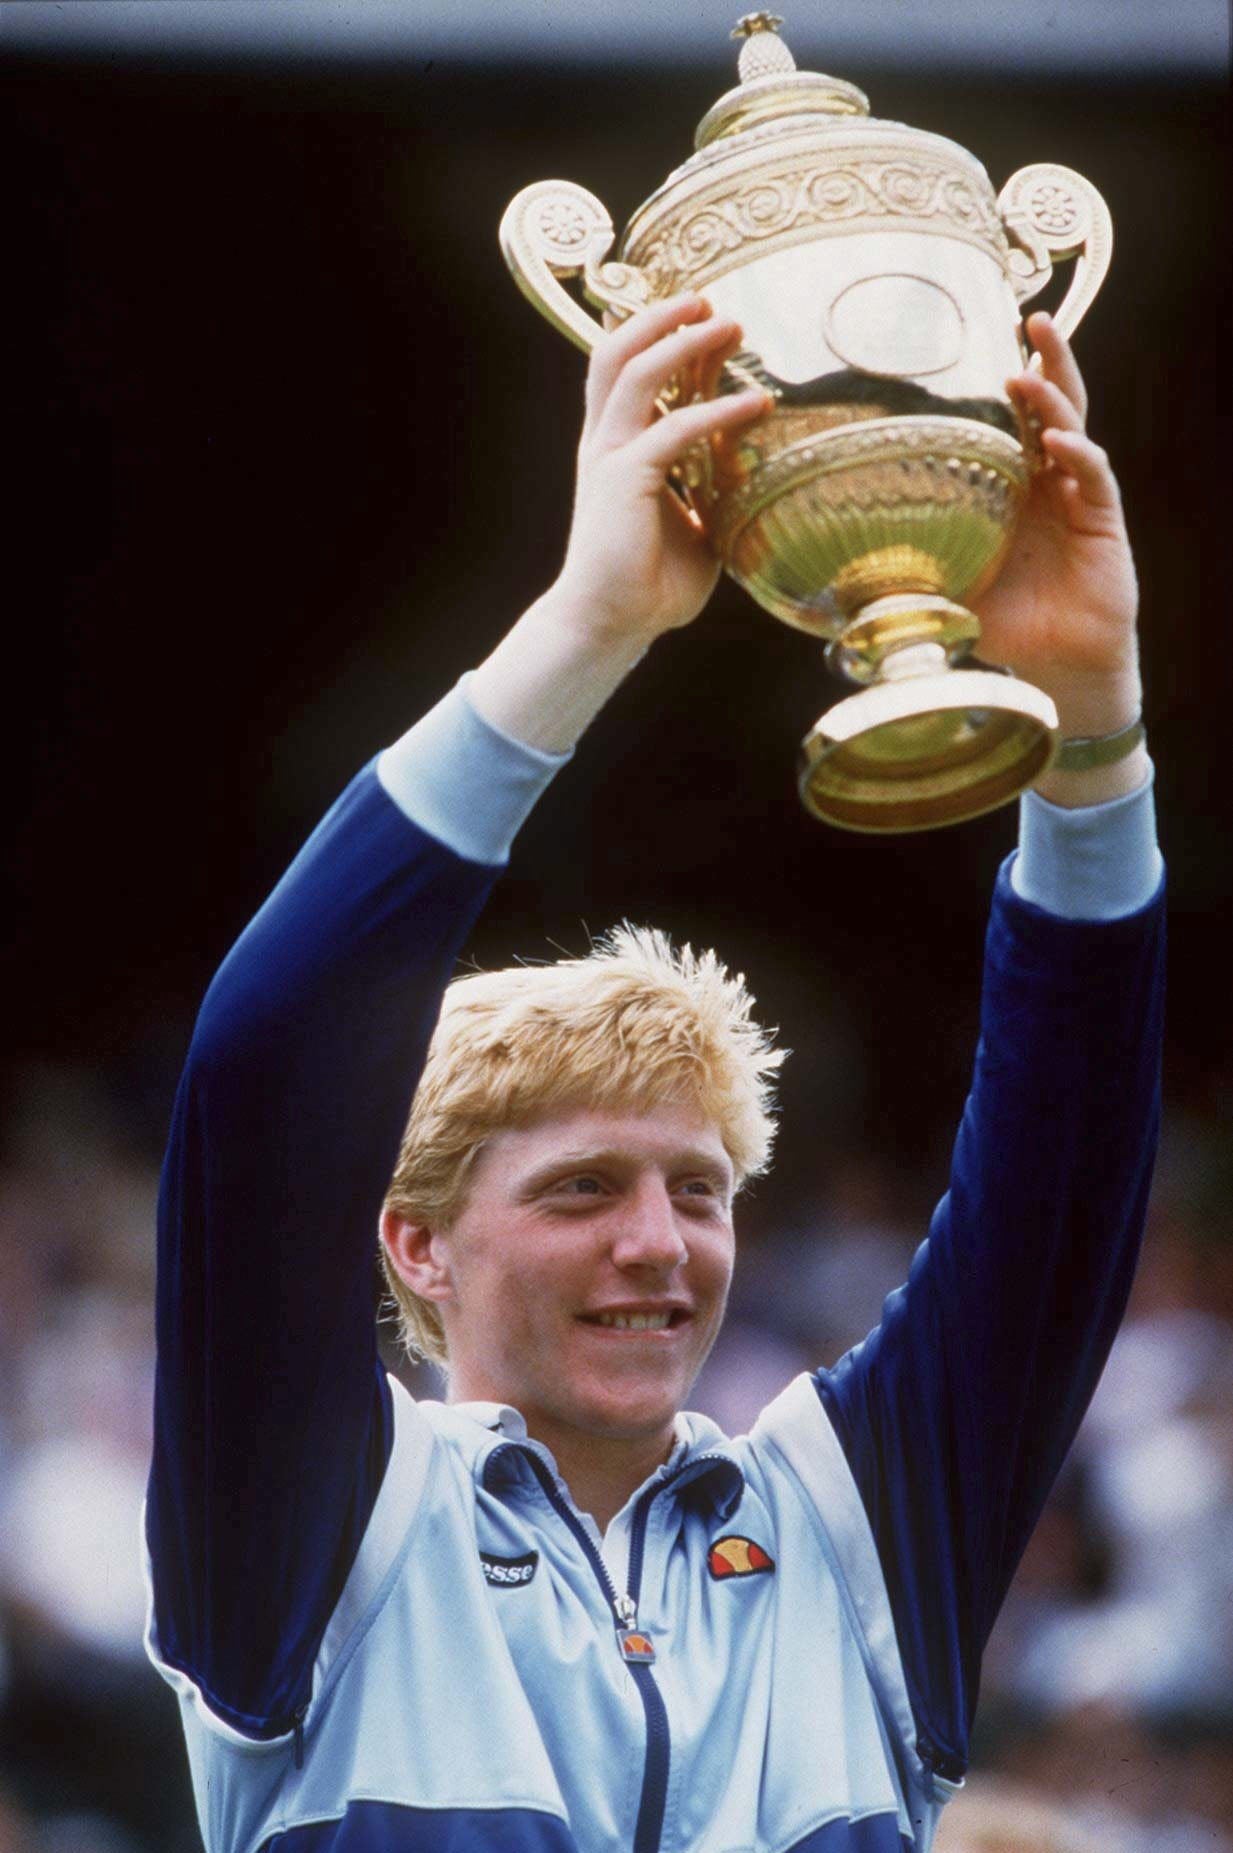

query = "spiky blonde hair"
[[380, 924, 785, 1364]]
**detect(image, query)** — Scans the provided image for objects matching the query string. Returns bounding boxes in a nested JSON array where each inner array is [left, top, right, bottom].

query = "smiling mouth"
[[577, 1310, 689, 1333]]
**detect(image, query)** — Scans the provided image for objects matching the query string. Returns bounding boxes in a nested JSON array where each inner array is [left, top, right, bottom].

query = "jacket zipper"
[[287, 1441, 735, 1816], [494, 1446, 692, 1853], [620, 1451, 732, 1852]]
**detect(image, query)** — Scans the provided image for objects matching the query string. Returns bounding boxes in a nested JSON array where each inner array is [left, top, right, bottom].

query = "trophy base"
[[798, 669, 1059, 833]]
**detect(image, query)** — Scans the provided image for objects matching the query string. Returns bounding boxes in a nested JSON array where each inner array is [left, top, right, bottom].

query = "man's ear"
[[380, 1209, 455, 1306]]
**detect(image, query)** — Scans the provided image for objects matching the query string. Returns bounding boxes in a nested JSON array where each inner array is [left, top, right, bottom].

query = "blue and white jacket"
[[145, 682, 1166, 1853]]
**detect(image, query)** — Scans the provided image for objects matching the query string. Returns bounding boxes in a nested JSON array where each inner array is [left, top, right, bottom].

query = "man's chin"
[[561, 1377, 689, 1443]]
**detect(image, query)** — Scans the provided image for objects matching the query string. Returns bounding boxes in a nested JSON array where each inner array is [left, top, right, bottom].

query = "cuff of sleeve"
[[1011, 761, 1163, 921], [376, 673, 572, 866]]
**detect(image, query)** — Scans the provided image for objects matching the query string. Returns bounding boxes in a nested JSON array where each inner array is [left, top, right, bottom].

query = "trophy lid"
[[622, 12, 991, 272], [694, 13, 870, 149]]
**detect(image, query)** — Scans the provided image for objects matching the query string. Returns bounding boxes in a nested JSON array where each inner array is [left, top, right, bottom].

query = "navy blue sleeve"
[[815, 854, 1166, 1780], [147, 763, 499, 1738]]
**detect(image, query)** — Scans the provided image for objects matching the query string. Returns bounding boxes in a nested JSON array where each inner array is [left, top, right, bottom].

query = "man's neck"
[[455, 1389, 679, 1532], [446, 1370, 682, 1531], [538, 1421, 680, 1533]]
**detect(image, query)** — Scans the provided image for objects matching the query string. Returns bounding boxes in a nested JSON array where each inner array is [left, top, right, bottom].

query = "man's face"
[[430, 1101, 736, 1449]]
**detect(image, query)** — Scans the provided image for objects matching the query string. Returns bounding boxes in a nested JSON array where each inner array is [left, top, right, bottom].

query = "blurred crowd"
[[0, 1055, 1230, 1852]]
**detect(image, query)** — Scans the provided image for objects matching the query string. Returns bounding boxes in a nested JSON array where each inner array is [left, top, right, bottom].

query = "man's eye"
[[561, 1175, 603, 1195]]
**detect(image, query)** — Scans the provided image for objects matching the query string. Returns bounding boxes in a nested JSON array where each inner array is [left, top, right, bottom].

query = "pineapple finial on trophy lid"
[[732, 13, 796, 82], [695, 13, 869, 148]]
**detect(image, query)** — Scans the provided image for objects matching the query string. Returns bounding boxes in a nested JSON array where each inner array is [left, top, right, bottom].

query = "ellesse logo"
[[707, 1535, 775, 1580], [480, 1549, 539, 1588]]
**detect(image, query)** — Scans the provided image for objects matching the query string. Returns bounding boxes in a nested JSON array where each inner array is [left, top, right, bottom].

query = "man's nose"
[[610, 1180, 688, 1271]]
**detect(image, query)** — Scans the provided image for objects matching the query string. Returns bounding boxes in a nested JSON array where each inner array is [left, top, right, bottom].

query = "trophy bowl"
[[500, 12, 1113, 832]]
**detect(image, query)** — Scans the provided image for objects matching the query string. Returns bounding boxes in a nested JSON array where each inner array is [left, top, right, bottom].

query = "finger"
[[626, 387, 771, 476], [594, 316, 745, 447], [1008, 369, 1085, 438], [585, 292, 711, 420], [1025, 311, 1089, 423], [1040, 428, 1122, 517]]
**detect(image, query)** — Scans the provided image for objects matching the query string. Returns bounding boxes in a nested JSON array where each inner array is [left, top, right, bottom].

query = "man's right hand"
[[554, 292, 772, 647], [468, 293, 770, 755]]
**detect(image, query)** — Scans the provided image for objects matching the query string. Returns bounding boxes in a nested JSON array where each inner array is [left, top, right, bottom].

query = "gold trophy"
[[499, 13, 1114, 831]]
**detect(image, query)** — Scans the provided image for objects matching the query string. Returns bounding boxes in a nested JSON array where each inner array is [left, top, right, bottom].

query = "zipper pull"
[[614, 1592, 655, 1664]]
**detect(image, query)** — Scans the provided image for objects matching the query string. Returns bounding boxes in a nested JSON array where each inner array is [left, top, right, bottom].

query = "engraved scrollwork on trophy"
[[937, 171, 999, 239], [808, 169, 865, 219], [628, 149, 1009, 293], [878, 162, 936, 214], [996, 162, 1113, 343], [499, 180, 649, 355]]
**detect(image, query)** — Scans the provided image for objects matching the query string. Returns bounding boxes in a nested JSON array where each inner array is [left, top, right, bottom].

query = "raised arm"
[[147, 772, 506, 1738], [146, 295, 770, 1740], [464, 293, 770, 751], [815, 314, 1164, 1781]]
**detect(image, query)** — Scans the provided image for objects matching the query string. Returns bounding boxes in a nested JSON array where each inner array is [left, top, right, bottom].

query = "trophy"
[[499, 12, 1113, 831]]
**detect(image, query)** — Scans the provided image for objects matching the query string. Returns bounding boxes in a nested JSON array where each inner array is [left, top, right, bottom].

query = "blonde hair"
[[380, 924, 785, 1364]]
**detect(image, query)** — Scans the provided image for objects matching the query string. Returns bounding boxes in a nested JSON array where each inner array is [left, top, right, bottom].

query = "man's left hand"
[[974, 312, 1142, 750]]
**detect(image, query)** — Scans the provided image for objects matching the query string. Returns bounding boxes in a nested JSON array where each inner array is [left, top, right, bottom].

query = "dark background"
[[6, 46, 1230, 1209], [2, 28, 1231, 1852]]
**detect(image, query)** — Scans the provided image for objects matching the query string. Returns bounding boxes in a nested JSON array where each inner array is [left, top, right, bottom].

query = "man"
[[145, 294, 1164, 1852]]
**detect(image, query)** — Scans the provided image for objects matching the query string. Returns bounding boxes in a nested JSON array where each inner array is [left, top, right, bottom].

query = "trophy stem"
[[800, 593, 1059, 832], [879, 641, 950, 681], [824, 593, 982, 687]]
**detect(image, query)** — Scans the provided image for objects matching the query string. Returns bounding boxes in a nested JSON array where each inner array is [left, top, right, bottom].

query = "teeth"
[[595, 1312, 672, 1331]]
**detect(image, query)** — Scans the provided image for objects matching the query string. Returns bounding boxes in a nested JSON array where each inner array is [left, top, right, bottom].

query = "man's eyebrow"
[[672, 1151, 735, 1187], [517, 1147, 733, 1192]]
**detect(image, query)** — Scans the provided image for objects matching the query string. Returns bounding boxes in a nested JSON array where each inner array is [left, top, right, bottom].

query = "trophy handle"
[[997, 163, 1113, 344], [499, 180, 651, 354]]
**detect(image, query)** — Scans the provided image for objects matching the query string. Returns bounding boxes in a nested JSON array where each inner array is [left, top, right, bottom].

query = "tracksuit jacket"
[[145, 681, 1166, 1853]]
